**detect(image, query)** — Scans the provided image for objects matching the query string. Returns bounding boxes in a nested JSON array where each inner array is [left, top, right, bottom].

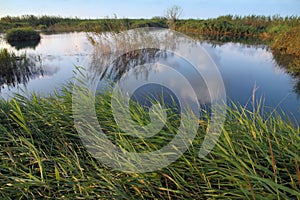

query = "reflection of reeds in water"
[[0, 48, 43, 91], [85, 29, 213, 105], [87, 29, 197, 81], [107, 48, 167, 82]]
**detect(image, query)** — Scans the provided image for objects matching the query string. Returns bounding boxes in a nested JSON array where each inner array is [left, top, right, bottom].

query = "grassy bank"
[[0, 87, 299, 199]]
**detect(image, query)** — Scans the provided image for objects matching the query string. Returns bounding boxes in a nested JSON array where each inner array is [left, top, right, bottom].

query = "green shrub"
[[6, 27, 41, 42]]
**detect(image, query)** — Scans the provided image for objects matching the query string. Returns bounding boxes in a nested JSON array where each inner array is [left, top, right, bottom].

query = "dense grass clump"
[[0, 86, 299, 199], [5, 27, 41, 42]]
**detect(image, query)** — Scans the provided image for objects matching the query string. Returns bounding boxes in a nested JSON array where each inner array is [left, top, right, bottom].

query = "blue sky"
[[0, 0, 299, 19]]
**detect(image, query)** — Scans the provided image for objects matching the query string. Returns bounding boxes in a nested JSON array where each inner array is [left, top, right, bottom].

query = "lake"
[[0, 31, 299, 122]]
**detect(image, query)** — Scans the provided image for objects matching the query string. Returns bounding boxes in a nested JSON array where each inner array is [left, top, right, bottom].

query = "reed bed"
[[0, 86, 299, 199]]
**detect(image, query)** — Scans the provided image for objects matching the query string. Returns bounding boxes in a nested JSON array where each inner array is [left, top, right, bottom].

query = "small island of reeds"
[[5, 27, 41, 48]]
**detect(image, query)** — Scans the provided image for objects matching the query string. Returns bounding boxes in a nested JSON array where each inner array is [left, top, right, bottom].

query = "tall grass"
[[0, 86, 299, 199]]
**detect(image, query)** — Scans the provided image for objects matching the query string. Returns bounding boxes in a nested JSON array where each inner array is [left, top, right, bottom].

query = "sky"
[[0, 0, 299, 19]]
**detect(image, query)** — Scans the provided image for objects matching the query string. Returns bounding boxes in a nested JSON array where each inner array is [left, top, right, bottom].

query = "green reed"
[[0, 86, 299, 199]]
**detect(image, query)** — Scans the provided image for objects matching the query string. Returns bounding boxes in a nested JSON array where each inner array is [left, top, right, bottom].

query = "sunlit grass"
[[0, 86, 299, 199]]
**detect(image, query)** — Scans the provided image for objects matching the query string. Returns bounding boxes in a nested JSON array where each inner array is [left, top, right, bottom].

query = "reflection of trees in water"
[[0, 49, 43, 91], [272, 50, 300, 97], [188, 33, 268, 47], [7, 39, 40, 50]]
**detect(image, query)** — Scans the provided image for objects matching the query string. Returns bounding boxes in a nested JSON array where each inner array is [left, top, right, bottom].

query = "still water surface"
[[0, 32, 299, 121]]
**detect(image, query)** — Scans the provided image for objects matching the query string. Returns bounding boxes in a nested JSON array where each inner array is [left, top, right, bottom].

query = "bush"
[[6, 27, 41, 42]]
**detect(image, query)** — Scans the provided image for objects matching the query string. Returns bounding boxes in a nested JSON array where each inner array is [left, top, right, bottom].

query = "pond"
[[0, 31, 299, 122]]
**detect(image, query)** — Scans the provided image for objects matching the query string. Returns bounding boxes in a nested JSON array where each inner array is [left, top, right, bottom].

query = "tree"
[[165, 5, 183, 30]]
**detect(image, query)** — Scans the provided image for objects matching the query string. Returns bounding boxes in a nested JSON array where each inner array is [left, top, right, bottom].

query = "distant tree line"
[[0, 14, 298, 38], [0, 15, 168, 32]]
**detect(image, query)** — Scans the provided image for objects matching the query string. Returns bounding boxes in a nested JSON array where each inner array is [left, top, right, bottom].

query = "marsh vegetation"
[[0, 88, 299, 199], [0, 13, 299, 199]]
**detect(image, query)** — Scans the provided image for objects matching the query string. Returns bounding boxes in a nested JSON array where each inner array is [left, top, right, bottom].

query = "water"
[[0, 32, 92, 99], [0, 32, 299, 122], [203, 42, 300, 119]]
